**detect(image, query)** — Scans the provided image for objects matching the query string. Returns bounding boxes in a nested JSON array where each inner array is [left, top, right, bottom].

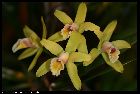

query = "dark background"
[[2, 2, 137, 91]]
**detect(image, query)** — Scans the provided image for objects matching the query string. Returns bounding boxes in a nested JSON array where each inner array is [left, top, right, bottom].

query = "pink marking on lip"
[[110, 48, 116, 53]]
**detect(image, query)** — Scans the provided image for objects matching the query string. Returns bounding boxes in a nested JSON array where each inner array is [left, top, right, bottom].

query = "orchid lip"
[[61, 23, 79, 39], [50, 52, 69, 76], [12, 38, 38, 53], [50, 58, 65, 76], [102, 41, 120, 63]]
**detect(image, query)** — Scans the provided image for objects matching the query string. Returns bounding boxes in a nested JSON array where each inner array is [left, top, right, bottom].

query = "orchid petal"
[[74, 2, 87, 25], [102, 20, 117, 41], [83, 48, 101, 66], [23, 25, 40, 41], [54, 10, 73, 25], [112, 40, 131, 49], [98, 20, 117, 50], [40, 39, 64, 56], [41, 16, 47, 39], [77, 35, 88, 54], [28, 48, 43, 71], [66, 61, 81, 90], [102, 52, 124, 73], [79, 22, 102, 40], [18, 48, 38, 60], [36, 58, 52, 77], [65, 32, 82, 53], [69, 52, 91, 62], [48, 31, 64, 42], [23, 26, 41, 47]]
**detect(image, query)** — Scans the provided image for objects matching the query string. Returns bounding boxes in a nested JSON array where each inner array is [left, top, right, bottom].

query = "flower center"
[[61, 23, 78, 39], [110, 48, 116, 53], [52, 60, 63, 70], [67, 25, 73, 31], [50, 52, 69, 76], [102, 41, 120, 63], [58, 52, 69, 64], [50, 58, 64, 76]]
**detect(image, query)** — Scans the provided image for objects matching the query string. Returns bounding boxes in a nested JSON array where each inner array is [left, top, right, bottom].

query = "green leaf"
[[65, 32, 82, 53], [18, 48, 38, 60], [23, 25, 40, 41], [77, 36, 88, 54], [28, 48, 43, 71], [83, 48, 101, 66], [79, 22, 103, 40], [102, 53, 124, 73], [54, 10, 73, 25], [69, 52, 91, 62], [41, 16, 47, 39], [102, 20, 117, 41], [74, 2, 87, 25], [48, 31, 64, 42], [40, 39, 64, 56], [112, 40, 131, 49], [36, 58, 52, 77], [66, 61, 81, 90]]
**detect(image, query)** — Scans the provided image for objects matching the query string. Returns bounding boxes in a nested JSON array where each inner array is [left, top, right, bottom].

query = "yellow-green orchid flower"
[[12, 16, 47, 71], [36, 32, 91, 90], [48, 2, 102, 41], [48, 2, 102, 54], [84, 20, 131, 73]]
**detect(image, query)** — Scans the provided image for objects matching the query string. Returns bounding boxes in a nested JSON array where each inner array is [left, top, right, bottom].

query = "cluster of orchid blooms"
[[12, 3, 131, 90]]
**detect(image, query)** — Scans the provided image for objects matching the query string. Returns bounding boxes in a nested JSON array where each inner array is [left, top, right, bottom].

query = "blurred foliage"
[[2, 2, 137, 91]]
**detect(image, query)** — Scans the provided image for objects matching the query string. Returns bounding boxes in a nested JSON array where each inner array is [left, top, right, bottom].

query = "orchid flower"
[[36, 32, 91, 90], [48, 2, 102, 54], [12, 16, 47, 71], [83, 20, 131, 73]]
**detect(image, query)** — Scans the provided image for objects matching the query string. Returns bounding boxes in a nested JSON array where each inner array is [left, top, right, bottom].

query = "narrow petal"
[[83, 48, 101, 66], [23, 25, 41, 48], [48, 31, 64, 42], [74, 2, 87, 25], [18, 48, 38, 60], [54, 10, 73, 25], [79, 22, 103, 40], [66, 61, 81, 90], [41, 16, 47, 39], [69, 52, 91, 62], [98, 20, 117, 50], [28, 48, 43, 71], [101, 20, 117, 41], [36, 58, 52, 77], [23, 25, 40, 41], [65, 32, 83, 53], [77, 35, 88, 54], [40, 39, 64, 56], [112, 40, 131, 49], [102, 52, 124, 73], [12, 38, 36, 53]]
